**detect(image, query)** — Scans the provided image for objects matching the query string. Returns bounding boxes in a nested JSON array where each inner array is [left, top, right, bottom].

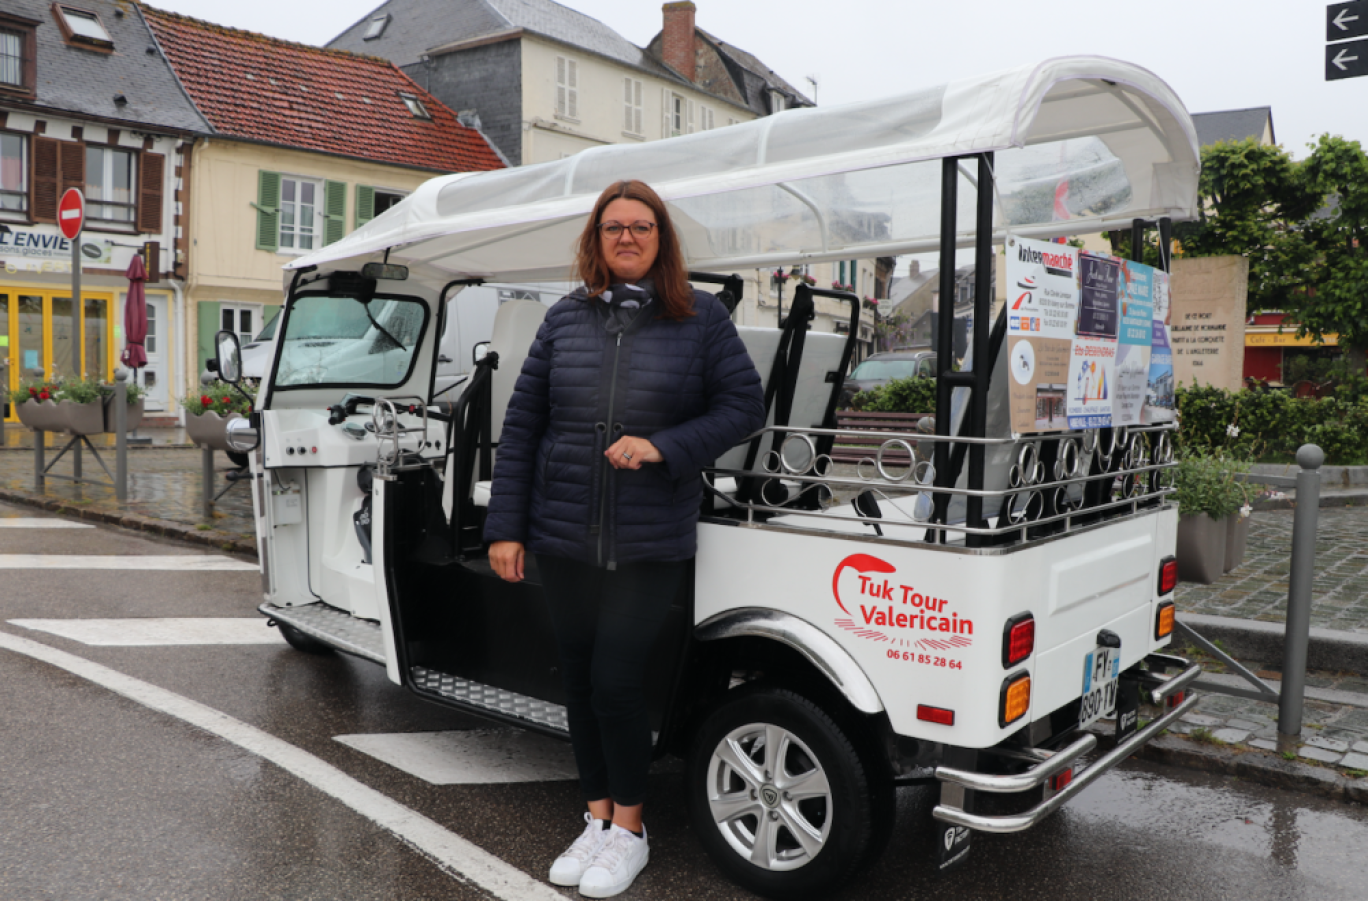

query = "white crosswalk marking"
[[9, 618, 284, 646], [0, 555, 257, 570], [0, 519, 95, 529], [335, 730, 579, 785]]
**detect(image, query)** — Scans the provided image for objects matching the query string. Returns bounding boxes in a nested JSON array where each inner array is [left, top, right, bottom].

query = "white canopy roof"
[[291, 56, 1200, 284]]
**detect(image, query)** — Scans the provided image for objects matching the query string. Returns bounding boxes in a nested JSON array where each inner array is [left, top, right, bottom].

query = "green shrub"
[[1173, 450, 1249, 519], [1176, 382, 1368, 465], [851, 375, 937, 414]]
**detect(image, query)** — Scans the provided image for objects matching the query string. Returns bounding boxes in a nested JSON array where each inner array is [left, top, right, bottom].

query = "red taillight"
[[1158, 556, 1178, 595], [1002, 613, 1035, 668], [1049, 768, 1073, 792], [1165, 691, 1185, 710], [917, 705, 955, 726]]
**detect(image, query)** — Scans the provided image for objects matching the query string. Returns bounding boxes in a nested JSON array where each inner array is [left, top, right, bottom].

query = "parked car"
[[239, 311, 280, 381], [840, 348, 936, 407]]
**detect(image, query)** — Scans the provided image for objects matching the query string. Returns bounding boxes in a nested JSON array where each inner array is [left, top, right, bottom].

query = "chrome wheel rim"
[[705, 722, 833, 871]]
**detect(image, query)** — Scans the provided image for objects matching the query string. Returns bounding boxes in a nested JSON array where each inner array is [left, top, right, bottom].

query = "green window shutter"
[[253, 171, 280, 252], [355, 185, 376, 229], [324, 180, 347, 246], [197, 302, 221, 374]]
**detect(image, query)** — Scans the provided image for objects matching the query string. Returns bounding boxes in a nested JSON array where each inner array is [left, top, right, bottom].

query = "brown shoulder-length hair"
[[574, 180, 695, 320]]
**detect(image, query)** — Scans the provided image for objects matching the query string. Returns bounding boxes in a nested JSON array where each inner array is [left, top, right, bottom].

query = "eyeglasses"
[[598, 221, 657, 239]]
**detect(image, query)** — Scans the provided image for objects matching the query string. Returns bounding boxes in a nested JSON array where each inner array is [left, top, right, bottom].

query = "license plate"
[[1079, 645, 1120, 729]]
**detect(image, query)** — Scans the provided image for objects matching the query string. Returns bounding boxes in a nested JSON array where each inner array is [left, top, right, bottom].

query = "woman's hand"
[[489, 540, 526, 582], [605, 436, 663, 470]]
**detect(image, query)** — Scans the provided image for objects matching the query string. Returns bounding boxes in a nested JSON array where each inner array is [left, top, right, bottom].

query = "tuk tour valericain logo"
[[831, 554, 973, 652]]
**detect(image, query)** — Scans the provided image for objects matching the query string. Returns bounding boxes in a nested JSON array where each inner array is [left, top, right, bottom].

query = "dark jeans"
[[539, 555, 687, 807]]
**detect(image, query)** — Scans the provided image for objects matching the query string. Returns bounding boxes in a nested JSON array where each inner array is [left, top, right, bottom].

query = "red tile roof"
[[142, 4, 504, 174]]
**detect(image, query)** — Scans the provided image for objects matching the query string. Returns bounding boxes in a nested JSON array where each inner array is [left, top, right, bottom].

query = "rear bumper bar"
[[932, 655, 1201, 834]]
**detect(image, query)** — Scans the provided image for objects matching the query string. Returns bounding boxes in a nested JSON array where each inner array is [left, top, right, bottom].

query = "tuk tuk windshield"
[[274, 293, 428, 389]]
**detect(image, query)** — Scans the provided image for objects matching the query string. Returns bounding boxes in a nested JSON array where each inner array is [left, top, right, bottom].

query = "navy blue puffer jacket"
[[483, 288, 764, 567]]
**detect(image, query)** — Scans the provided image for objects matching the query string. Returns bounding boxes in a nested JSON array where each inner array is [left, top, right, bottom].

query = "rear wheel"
[[686, 685, 882, 899], [277, 622, 334, 655]]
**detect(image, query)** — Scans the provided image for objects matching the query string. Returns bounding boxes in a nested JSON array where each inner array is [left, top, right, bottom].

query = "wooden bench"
[[829, 410, 931, 465]]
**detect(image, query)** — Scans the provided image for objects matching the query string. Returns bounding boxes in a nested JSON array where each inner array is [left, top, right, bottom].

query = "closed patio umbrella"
[[120, 254, 148, 371]]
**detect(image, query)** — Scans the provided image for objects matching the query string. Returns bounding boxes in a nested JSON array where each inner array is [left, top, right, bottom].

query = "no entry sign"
[[58, 188, 84, 241]]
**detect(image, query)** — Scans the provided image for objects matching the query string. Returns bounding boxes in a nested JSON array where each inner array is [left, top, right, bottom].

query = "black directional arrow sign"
[[1328, 1, 1368, 41], [1327, 37, 1368, 80]]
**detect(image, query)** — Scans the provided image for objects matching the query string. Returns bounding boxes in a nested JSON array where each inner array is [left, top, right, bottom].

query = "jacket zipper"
[[597, 333, 624, 568]]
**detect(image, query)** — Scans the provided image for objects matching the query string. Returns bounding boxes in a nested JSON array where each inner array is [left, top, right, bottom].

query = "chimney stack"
[[662, 1, 696, 82]]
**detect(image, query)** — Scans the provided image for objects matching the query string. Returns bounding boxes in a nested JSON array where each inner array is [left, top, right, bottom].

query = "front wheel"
[[277, 622, 334, 655], [686, 685, 881, 899]]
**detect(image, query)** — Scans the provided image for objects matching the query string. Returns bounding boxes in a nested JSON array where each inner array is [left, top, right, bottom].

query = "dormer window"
[[363, 14, 390, 40], [399, 92, 431, 120], [768, 89, 788, 114], [0, 12, 39, 96], [53, 4, 113, 50]]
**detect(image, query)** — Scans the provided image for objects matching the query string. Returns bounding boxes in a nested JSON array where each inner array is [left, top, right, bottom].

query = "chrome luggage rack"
[[371, 396, 433, 476], [705, 422, 1178, 548]]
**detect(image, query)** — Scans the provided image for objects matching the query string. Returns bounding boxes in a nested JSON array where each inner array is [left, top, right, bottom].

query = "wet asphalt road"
[[4, 501, 1368, 901]]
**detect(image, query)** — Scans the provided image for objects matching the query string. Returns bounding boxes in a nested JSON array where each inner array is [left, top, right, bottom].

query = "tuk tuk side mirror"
[[473, 341, 491, 365], [215, 329, 244, 384]]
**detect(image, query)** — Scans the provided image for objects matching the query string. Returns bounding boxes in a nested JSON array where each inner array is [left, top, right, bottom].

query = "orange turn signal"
[[1156, 600, 1176, 640], [999, 672, 1031, 727]]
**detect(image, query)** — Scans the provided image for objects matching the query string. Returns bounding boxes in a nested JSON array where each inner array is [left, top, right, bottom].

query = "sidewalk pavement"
[[2, 424, 1368, 803]]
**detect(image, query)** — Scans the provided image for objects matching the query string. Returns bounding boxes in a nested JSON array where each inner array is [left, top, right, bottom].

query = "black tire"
[[226, 451, 250, 469], [686, 685, 880, 900], [278, 623, 334, 655]]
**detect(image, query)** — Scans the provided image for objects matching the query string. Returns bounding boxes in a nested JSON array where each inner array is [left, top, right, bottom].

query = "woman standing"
[[484, 180, 764, 897]]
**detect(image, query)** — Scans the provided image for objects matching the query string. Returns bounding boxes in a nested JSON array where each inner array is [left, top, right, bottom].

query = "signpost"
[[59, 188, 84, 380], [1327, 2, 1368, 80]]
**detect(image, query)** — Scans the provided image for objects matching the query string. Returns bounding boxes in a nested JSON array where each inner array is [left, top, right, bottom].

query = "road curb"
[[1138, 733, 1368, 805], [1179, 612, 1368, 676], [0, 487, 258, 560]]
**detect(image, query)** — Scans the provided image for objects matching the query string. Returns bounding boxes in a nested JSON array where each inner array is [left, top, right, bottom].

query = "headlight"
[[224, 417, 260, 452]]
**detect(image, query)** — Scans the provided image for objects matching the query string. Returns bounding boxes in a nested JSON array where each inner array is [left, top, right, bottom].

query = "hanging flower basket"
[[184, 410, 244, 452]]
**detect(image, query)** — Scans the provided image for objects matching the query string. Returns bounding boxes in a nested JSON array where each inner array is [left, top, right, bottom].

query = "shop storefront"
[[1, 225, 176, 422]]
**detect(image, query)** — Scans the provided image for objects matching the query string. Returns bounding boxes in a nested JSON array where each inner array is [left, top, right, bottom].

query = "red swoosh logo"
[[832, 554, 897, 615]]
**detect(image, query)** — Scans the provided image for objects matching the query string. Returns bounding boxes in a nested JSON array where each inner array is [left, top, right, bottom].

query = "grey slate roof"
[[328, 0, 669, 78], [1, 0, 208, 133], [1192, 107, 1274, 148], [696, 29, 813, 110]]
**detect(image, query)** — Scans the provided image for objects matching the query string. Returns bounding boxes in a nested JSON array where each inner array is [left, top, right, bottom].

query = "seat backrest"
[[488, 299, 549, 444], [714, 326, 847, 472]]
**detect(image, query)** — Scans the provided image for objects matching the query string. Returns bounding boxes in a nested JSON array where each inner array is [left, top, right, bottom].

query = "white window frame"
[[372, 188, 407, 218], [555, 55, 579, 120], [399, 92, 431, 120], [220, 303, 263, 345], [666, 92, 694, 138], [85, 145, 137, 229], [54, 5, 112, 48], [0, 131, 26, 220], [278, 175, 323, 255], [623, 77, 644, 136], [700, 106, 715, 131]]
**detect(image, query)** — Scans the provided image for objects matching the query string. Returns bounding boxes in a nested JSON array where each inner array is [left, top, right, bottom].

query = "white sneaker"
[[578, 824, 649, 898], [549, 813, 612, 887]]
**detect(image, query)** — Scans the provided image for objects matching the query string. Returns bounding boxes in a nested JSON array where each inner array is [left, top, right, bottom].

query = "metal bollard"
[[1277, 444, 1323, 748], [30, 368, 45, 490], [115, 369, 128, 501], [202, 445, 214, 520]]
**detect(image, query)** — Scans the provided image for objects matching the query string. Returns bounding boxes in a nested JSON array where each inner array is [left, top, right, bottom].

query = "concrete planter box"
[[58, 399, 107, 436], [185, 410, 242, 452], [1224, 513, 1251, 573], [16, 399, 62, 431], [1177, 512, 1228, 585], [102, 396, 146, 432]]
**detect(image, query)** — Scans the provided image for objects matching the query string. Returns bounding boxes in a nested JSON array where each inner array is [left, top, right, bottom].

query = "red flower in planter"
[[201, 394, 212, 408], [39, 391, 49, 400], [28, 387, 36, 396], [222, 396, 231, 404]]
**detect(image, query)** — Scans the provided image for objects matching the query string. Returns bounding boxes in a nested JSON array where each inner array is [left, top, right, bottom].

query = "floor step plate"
[[411, 666, 569, 733], [259, 602, 385, 664]]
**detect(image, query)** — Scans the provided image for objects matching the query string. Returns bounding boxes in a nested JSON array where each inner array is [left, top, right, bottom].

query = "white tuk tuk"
[[215, 56, 1203, 898]]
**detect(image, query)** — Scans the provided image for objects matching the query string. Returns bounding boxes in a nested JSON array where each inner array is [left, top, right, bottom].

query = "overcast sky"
[[151, 0, 1365, 158]]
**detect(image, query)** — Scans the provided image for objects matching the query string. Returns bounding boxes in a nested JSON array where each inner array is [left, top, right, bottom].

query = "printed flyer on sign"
[[1113, 262, 1154, 427], [1005, 237, 1080, 433], [1144, 269, 1176, 424], [1067, 253, 1120, 429]]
